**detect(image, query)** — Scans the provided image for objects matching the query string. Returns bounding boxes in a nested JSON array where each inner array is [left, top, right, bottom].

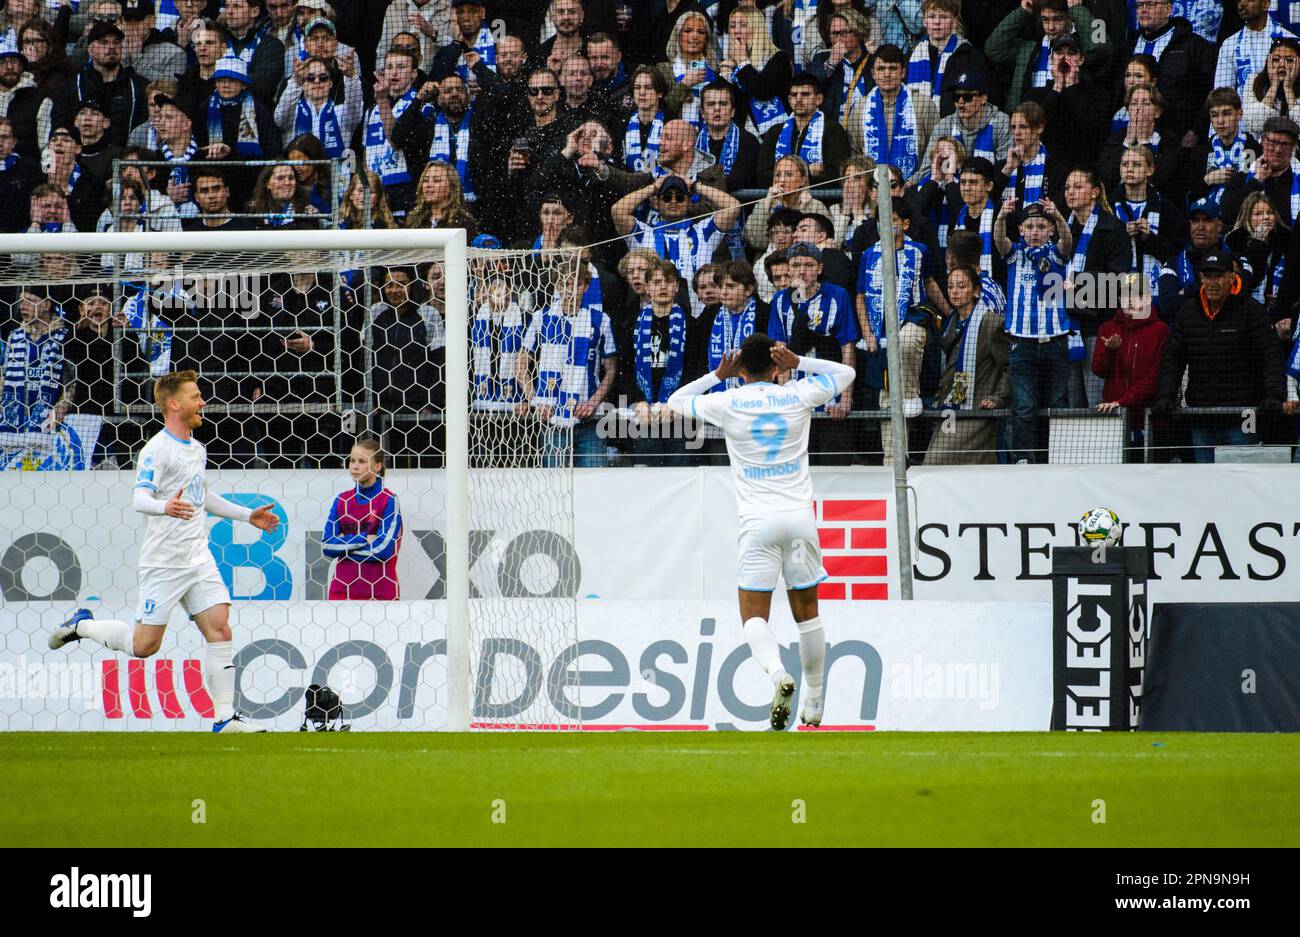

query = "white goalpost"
[[0, 228, 583, 732]]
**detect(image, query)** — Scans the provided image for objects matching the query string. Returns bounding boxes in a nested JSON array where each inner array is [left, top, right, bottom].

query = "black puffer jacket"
[[1157, 285, 1284, 408]]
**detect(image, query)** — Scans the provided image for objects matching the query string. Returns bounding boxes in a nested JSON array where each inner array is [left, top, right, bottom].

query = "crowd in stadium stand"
[[0, 0, 1299, 468]]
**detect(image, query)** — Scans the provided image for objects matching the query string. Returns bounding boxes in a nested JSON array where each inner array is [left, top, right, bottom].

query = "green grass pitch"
[[2, 732, 1296, 847]]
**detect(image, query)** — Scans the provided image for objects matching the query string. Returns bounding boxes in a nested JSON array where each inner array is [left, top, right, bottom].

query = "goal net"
[[0, 229, 583, 731]]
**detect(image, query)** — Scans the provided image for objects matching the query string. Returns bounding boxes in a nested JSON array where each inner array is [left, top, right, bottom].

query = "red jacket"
[[1091, 311, 1170, 414]]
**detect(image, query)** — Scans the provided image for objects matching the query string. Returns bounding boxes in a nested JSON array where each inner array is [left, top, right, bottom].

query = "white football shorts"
[[737, 507, 827, 592], [136, 558, 231, 625]]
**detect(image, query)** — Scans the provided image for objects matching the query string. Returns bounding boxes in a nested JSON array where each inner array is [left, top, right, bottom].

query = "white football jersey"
[[686, 374, 842, 520], [133, 429, 212, 569]]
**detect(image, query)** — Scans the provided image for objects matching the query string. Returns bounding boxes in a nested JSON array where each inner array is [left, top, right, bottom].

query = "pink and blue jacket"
[[323, 478, 403, 600]]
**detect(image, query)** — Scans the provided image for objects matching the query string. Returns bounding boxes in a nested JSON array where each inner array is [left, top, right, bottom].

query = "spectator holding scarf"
[[275, 53, 362, 158], [628, 257, 699, 466], [756, 73, 851, 187], [198, 54, 280, 164], [860, 43, 937, 183]]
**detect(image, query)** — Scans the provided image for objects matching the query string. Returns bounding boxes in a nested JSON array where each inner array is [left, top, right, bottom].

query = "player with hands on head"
[[665, 335, 855, 730]]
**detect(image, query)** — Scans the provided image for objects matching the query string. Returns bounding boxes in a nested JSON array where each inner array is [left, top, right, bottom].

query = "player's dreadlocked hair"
[[739, 333, 776, 379], [153, 370, 199, 411]]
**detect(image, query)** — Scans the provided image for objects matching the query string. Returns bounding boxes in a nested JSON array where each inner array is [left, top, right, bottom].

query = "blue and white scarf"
[[635, 304, 687, 403], [1207, 129, 1249, 204], [1030, 36, 1052, 88], [956, 118, 996, 162], [863, 241, 923, 339], [708, 298, 756, 392], [294, 94, 344, 157], [63, 162, 82, 197], [625, 109, 663, 172], [227, 24, 268, 65], [1067, 206, 1101, 361], [1136, 25, 1175, 61], [1115, 198, 1162, 295], [207, 91, 263, 156], [957, 199, 995, 274], [0, 321, 67, 431], [748, 93, 787, 136], [698, 122, 740, 175], [907, 33, 963, 106], [1111, 106, 1129, 138], [773, 110, 824, 166], [0, 153, 18, 173], [943, 300, 989, 410], [1287, 323, 1300, 381], [862, 84, 918, 178], [365, 89, 416, 186], [471, 300, 527, 408], [1232, 17, 1294, 94], [457, 24, 497, 81], [123, 287, 173, 378], [157, 136, 198, 189], [1008, 143, 1047, 205], [532, 301, 602, 425], [1171, 0, 1222, 43], [429, 109, 474, 201]]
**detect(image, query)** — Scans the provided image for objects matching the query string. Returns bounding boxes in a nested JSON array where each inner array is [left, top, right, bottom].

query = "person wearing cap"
[[985, 0, 1104, 112], [920, 71, 1011, 178], [200, 52, 280, 165], [613, 173, 742, 315], [992, 190, 1075, 463], [0, 34, 33, 119], [1215, 0, 1299, 99], [905, 0, 991, 118], [120, 0, 187, 83], [1123, 0, 1215, 143], [767, 239, 858, 462], [793, 211, 854, 293], [289, 5, 359, 82], [52, 20, 151, 147], [1022, 28, 1112, 184], [44, 123, 105, 233], [1155, 248, 1284, 462], [0, 284, 73, 435], [145, 91, 202, 216], [219, 0, 285, 101], [1222, 113, 1300, 229], [275, 51, 363, 158], [914, 154, 1006, 283], [72, 96, 121, 180], [756, 74, 851, 189]]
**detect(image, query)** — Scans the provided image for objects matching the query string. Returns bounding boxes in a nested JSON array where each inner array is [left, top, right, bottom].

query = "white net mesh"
[[0, 236, 581, 731]]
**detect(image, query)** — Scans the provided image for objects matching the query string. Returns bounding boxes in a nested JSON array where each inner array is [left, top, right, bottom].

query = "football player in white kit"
[[48, 370, 280, 733], [666, 334, 855, 729]]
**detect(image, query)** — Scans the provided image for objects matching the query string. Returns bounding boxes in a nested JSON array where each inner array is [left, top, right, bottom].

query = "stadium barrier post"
[[874, 165, 915, 601], [444, 230, 471, 730]]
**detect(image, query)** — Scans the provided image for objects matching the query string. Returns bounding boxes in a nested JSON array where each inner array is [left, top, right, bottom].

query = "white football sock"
[[797, 616, 826, 695], [205, 640, 235, 722], [743, 617, 784, 682], [77, 618, 136, 655]]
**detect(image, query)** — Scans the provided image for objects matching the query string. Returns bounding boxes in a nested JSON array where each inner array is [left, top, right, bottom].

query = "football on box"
[[1078, 508, 1122, 546]]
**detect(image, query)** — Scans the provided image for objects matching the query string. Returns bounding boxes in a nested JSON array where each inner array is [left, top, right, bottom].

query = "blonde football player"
[[48, 370, 279, 733]]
